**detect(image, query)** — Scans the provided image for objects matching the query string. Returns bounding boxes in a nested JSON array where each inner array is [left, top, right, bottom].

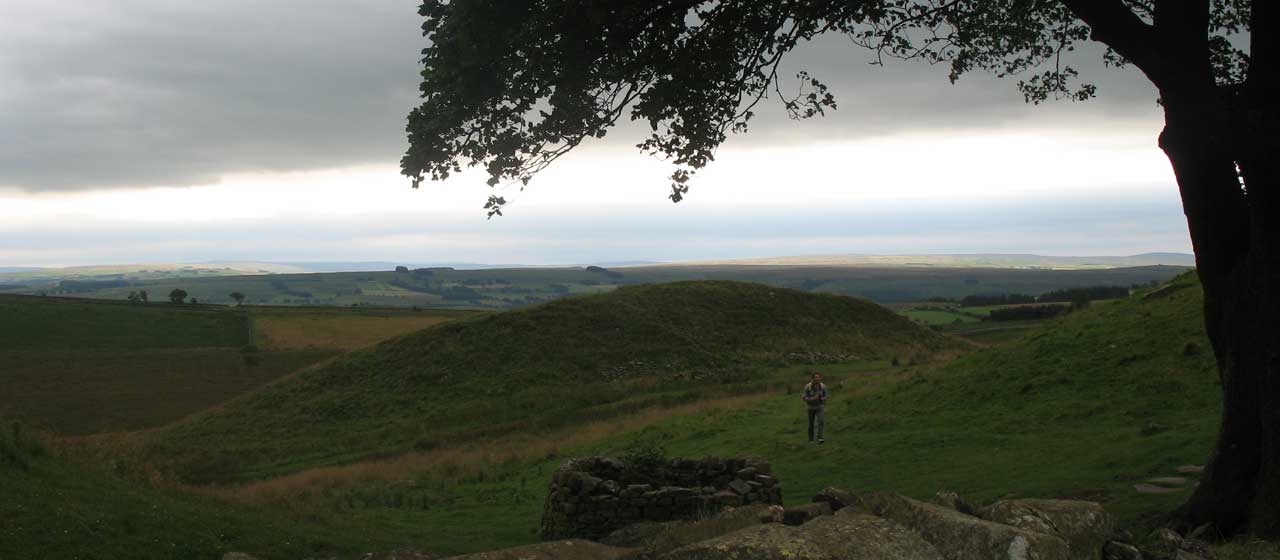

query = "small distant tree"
[[189, 297, 199, 304], [229, 292, 246, 306], [138, 290, 148, 304], [168, 288, 188, 304], [1069, 292, 1091, 311], [395, 265, 409, 273], [127, 291, 141, 304]]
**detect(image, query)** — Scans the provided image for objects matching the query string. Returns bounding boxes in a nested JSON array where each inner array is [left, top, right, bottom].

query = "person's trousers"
[[807, 407, 825, 441]]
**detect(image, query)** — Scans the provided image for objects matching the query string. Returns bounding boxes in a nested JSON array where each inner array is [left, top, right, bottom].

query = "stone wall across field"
[[539, 456, 783, 541]]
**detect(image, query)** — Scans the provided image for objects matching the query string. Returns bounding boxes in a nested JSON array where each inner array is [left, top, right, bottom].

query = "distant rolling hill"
[[2, 263, 1191, 309], [674, 252, 1197, 269], [142, 281, 959, 483]]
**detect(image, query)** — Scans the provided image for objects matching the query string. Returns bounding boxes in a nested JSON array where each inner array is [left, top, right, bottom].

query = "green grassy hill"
[[154, 271, 1232, 556], [7, 272, 1279, 559], [633, 273, 1219, 523], [142, 281, 958, 483], [362, 270, 1222, 553]]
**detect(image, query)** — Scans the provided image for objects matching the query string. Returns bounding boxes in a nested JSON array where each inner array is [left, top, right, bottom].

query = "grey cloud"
[[1, 0, 423, 191], [698, 34, 1163, 147], [1, 2, 1162, 192]]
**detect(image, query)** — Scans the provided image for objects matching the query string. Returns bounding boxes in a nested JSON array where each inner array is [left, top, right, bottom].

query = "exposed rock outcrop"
[[444, 539, 631, 560], [846, 491, 1073, 560], [782, 501, 833, 526], [981, 499, 1116, 560], [659, 509, 944, 560]]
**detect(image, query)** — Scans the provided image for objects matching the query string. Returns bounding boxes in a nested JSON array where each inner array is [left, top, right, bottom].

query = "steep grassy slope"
[[631, 272, 1220, 524], [0, 296, 472, 435], [143, 281, 957, 483]]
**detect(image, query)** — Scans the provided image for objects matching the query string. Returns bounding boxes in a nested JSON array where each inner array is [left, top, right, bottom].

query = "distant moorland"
[[0, 257, 1191, 309]]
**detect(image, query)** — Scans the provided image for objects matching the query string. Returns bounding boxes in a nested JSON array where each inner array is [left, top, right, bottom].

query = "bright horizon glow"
[[2, 125, 1175, 225], [1, 120, 1192, 268]]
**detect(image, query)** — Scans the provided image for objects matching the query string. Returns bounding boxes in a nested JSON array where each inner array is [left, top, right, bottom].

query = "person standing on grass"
[[802, 372, 828, 444]]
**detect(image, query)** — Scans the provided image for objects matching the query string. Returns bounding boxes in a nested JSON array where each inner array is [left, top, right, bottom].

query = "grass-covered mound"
[[164, 272, 1232, 556], [639, 272, 1220, 525], [144, 281, 957, 483]]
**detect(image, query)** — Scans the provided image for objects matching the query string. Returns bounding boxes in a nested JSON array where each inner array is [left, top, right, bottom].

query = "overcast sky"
[[1, 1, 1190, 267]]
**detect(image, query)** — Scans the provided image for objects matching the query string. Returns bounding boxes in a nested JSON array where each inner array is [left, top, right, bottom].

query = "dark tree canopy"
[[406, 0, 1280, 539], [403, 0, 1249, 215]]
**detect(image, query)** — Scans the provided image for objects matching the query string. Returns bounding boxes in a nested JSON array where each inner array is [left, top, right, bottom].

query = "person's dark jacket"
[[802, 382, 828, 410]]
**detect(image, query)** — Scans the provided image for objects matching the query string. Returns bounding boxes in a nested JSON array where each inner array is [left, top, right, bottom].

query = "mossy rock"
[[982, 499, 1115, 560], [444, 539, 633, 560], [658, 510, 942, 559]]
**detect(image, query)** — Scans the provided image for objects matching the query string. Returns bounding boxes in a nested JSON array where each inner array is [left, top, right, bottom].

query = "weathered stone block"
[[849, 491, 1072, 560], [783, 501, 833, 526], [659, 510, 943, 560], [812, 486, 856, 511], [982, 499, 1116, 560], [448, 539, 632, 560]]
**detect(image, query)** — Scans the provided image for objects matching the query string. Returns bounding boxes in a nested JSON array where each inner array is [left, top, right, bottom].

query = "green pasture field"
[[247, 305, 480, 350], [0, 294, 250, 349], [0, 296, 477, 435], [896, 300, 1099, 345], [899, 308, 981, 325], [0, 348, 334, 435]]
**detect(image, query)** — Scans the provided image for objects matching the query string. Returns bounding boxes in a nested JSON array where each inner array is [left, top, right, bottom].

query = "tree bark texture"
[[1063, 0, 1278, 537], [1159, 58, 1280, 543]]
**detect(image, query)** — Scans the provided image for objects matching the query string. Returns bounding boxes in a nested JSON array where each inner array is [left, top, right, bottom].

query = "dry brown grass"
[[254, 315, 453, 350], [190, 392, 772, 506]]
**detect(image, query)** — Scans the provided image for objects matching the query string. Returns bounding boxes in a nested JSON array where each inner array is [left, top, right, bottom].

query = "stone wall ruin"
[[539, 455, 783, 541]]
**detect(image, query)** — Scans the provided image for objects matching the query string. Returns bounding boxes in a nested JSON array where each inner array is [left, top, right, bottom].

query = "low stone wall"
[[539, 456, 783, 541]]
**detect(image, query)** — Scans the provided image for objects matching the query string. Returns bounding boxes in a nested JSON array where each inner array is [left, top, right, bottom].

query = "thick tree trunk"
[[1162, 94, 1280, 537], [1061, 0, 1277, 537]]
